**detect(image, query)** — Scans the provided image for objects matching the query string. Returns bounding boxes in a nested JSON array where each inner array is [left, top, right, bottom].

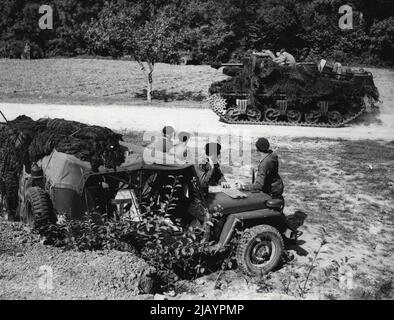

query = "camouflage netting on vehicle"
[[210, 55, 380, 105], [0, 116, 126, 214]]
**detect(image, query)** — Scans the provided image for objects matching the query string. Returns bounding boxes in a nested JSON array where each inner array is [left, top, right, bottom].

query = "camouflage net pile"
[[0, 116, 126, 215], [210, 55, 380, 106]]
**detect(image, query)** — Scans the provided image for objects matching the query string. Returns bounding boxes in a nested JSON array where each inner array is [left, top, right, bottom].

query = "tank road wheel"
[[305, 110, 321, 124], [246, 108, 262, 122], [23, 187, 56, 229], [236, 225, 284, 276], [264, 108, 281, 122], [286, 109, 302, 124], [208, 94, 227, 116], [226, 107, 242, 121], [327, 111, 343, 126]]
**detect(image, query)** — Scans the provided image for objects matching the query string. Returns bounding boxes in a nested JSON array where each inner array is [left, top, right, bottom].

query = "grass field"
[[1, 58, 392, 112], [0, 58, 227, 105]]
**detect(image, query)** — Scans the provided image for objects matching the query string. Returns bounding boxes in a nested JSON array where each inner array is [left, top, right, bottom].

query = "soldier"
[[273, 49, 296, 66], [151, 125, 174, 153], [237, 137, 284, 199], [252, 48, 276, 60], [170, 131, 192, 163], [196, 142, 230, 195]]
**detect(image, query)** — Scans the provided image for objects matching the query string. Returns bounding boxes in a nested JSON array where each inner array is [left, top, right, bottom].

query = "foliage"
[[85, 1, 182, 101], [0, 0, 392, 66], [37, 174, 233, 292], [369, 17, 394, 63], [135, 89, 206, 102], [277, 227, 329, 298]]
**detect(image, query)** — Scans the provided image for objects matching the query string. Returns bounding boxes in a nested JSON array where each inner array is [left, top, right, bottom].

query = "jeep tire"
[[236, 225, 284, 276], [23, 187, 56, 228]]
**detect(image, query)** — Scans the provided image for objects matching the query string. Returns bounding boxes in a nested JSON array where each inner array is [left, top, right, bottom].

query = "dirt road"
[[1, 63, 393, 141], [0, 101, 393, 141]]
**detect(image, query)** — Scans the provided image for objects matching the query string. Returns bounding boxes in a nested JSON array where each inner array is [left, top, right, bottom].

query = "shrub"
[[37, 174, 232, 292], [369, 17, 394, 65], [135, 89, 206, 102], [3, 40, 24, 58], [0, 41, 7, 58], [0, 40, 44, 59], [30, 42, 44, 59]]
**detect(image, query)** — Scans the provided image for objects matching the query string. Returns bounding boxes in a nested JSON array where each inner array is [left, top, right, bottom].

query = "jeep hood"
[[207, 191, 271, 215]]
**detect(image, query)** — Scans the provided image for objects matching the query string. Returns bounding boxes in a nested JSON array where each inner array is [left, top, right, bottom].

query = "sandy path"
[[0, 102, 393, 141]]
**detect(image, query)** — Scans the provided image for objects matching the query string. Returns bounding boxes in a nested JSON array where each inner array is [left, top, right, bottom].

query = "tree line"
[[0, 0, 393, 67]]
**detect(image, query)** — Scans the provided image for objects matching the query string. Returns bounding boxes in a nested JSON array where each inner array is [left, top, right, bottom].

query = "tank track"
[[209, 94, 366, 128]]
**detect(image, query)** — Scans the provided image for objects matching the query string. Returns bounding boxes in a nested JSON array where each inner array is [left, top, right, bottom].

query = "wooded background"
[[0, 0, 393, 66]]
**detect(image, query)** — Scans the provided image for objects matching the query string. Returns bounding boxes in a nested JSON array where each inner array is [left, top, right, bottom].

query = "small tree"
[[86, 3, 180, 103], [127, 12, 179, 102]]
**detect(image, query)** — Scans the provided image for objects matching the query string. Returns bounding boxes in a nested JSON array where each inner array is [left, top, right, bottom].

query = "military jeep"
[[16, 149, 299, 276]]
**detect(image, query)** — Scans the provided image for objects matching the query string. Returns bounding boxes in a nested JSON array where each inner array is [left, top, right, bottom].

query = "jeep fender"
[[218, 208, 289, 247]]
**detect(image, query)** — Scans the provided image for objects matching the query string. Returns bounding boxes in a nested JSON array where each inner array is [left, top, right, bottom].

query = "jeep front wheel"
[[236, 225, 284, 276], [23, 187, 56, 229]]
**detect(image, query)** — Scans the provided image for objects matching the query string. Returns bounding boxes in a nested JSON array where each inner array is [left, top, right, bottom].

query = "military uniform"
[[243, 151, 284, 198], [170, 143, 193, 163], [274, 52, 296, 66], [196, 156, 227, 195], [151, 136, 173, 153]]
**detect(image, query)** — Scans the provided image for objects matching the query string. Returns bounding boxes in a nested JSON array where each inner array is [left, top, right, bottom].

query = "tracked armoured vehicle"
[[208, 55, 380, 127]]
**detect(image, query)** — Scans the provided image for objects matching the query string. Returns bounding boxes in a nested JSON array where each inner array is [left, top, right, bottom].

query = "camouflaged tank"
[[208, 55, 380, 127]]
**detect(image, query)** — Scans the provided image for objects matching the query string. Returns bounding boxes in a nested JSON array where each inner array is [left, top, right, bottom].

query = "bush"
[[2, 40, 24, 58], [37, 174, 233, 291], [135, 89, 206, 102], [0, 40, 44, 59], [39, 210, 213, 289], [0, 41, 7, 58], [1, 0, 393, 65], [369, 17, 394, 65], [30, 42, 44, 59]]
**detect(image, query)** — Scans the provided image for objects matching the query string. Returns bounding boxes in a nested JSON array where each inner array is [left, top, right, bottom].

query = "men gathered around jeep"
[[196, 142, 230, 195], [237, 137, 284, 199]]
